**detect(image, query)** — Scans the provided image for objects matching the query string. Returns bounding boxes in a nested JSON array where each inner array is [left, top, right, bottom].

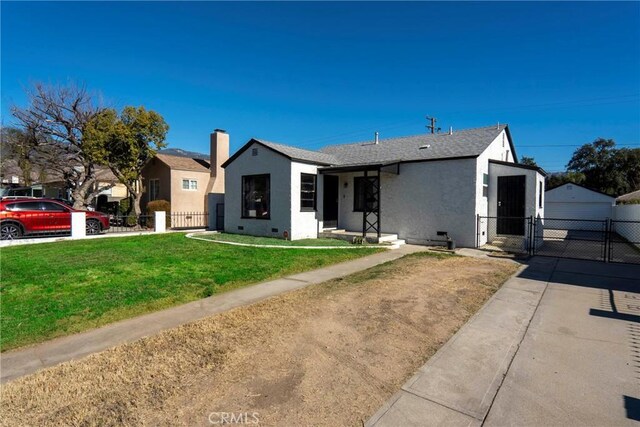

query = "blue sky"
[[2, 1, 639, 172]]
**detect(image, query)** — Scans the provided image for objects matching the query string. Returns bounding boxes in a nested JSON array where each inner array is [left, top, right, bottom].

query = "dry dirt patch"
[[1, 252, 518, 426]]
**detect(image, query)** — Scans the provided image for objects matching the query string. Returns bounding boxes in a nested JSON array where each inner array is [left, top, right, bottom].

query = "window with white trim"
[[182, 179, 198, 190]]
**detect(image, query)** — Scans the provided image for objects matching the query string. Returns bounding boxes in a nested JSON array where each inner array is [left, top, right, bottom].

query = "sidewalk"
[[367, 257, 640, 426], [0, 244, 425, 383]]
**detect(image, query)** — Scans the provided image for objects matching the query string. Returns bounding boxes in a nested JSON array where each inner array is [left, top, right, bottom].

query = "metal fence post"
[[476, 214, 480, 248], [527, 216, 532, 255], [605, 218, 611, 263], [531, 217, 537, 256]]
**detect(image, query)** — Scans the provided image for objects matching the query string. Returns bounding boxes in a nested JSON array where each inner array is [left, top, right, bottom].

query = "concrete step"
[[378, 234, 399, 243], [318, 230, 399, 244]]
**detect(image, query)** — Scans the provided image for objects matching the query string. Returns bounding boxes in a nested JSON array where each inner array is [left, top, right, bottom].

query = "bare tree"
[[11, 83, 113, 208], [0, 127, 38, 185]]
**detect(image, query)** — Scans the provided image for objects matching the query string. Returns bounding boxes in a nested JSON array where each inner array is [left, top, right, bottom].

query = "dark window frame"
[[539, 181, 543, 208], [300, 173, 317, 212], [242, 174, 271, 220], [149, 178, 160, 201], [353, 176, 366, 212]]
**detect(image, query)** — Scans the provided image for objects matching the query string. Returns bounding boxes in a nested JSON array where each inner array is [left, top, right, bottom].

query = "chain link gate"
[[477, 215, 640, 265]]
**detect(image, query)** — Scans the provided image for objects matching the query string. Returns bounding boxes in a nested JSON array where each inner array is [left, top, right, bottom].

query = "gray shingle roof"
[[319, 125, 508, 166], [255, 139, 338, 165], [224, 125, 512, 169]]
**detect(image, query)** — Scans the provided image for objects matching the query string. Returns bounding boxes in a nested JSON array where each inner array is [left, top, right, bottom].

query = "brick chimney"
[[207, 129, 229, 194]]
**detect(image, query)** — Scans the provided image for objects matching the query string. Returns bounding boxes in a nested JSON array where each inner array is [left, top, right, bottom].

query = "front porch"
[[319, 162, 400, 241], [318, 228, 402, 244]]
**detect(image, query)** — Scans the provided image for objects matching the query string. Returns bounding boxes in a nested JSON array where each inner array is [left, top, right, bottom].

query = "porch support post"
[[376, 167, 381, 239], [362, 169, 368, 238]]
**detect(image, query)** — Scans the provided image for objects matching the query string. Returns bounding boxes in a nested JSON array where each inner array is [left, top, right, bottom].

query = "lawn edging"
[[186, 232, 399, 249]]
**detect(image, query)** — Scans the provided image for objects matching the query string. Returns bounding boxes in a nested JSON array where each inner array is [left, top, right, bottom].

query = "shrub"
[[146, 199, 171, 228]]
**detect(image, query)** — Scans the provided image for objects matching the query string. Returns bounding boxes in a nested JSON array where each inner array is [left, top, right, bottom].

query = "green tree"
[[85, 106, 169, 216], [520, 156, 538, 167], [567, 138, 639, 195]]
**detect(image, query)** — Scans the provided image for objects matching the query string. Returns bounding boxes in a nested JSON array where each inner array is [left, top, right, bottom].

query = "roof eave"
[[489, 159, 547, 176], [222, 138, 333, 168]]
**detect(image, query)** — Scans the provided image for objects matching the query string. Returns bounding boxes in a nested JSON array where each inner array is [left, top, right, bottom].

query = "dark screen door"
[[497, 175, 526, 235], [323, 175, 339, 228]]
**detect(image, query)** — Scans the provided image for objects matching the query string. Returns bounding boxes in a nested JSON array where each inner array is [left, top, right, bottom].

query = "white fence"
[[612, 204, 640, 247]]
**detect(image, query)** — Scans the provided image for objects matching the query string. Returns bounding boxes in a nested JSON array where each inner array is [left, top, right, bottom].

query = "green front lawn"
[[0, 233, 382, 351]]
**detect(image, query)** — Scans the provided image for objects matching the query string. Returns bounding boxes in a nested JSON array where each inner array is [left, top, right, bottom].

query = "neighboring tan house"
[[545, 183, 615, 221], [221, 124, 546, 247], [141, 129, 229, 214]]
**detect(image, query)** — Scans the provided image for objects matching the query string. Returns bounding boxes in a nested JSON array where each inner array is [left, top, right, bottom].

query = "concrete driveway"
[[368, 256, 640, 426]]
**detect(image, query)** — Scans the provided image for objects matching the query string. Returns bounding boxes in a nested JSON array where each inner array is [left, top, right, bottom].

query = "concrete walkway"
[[367, 257, 640, 427], [0, 244, 425, 384]]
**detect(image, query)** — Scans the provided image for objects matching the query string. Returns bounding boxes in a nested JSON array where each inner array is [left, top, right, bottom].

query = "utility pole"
[[426, 116, 440, 134]]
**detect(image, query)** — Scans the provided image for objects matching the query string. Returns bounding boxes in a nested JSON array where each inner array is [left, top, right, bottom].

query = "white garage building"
[[545, 183, 615, 220]]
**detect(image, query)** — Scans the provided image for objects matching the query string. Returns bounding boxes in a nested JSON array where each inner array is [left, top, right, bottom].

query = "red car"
[[0, 198, 110, 240]]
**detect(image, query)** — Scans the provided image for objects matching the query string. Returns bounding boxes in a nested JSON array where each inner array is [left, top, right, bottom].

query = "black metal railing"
[[168, 212, 208, 230], [106, 214, 154, 233]]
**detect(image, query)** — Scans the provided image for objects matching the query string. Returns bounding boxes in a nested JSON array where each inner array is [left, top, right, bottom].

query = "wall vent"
[[252, 148, 258, 156], [238, 225, 244, 230], [271, 228, 279, 233]]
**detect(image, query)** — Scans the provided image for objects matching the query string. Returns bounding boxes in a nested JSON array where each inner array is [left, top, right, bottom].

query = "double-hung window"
[[182, 179, 197, 190], [242, 174, 270, 219], [300, 173, 317, 211]]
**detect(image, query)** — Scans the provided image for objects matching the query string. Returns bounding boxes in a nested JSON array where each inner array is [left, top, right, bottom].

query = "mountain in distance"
[[159, 148, 210, 160]]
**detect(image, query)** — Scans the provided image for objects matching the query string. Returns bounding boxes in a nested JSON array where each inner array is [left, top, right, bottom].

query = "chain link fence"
[[609, 220, 640, 264], [477, 215, 640, 265]]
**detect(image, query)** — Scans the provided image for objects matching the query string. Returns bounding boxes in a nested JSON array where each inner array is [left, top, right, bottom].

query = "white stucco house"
[[221, 124, 546, 248], [545, 183, 615, 221]]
